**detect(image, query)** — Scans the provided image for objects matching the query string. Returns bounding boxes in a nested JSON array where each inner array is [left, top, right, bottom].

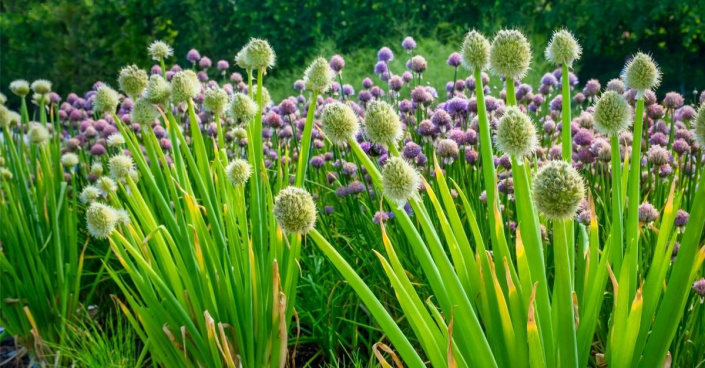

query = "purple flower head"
[[293, 80, 305, 92], [550, 95, 563, 111], [217, 60, 229, 71], [649, 132, 668, 146], [431, 109, 452, 127], [310, 155, 325, 169], [90, 143, 107, 156], [445, 81, 454, 93], [485, 96, 500, 112], [582, 79, 601, 97], [401, 71, 413, 83], [573, 128, 594, 146], [329, 54, 346, 73], [445, 97, 468, 114], [647, 104, 665, 120], [399, 99, 413, 113], [447, 52, 462, 68], [448, 129, 466, 145], [387, 76, 403, 91], [673, 139, 690, 155], [573, 93, 586, 104], [373, 211, 393, 224], [418, 119, 435, 137], [362, 77, 374, 89], [401, 36, 417, 51], [230, 72, 243, 83], [676, 106, 696, 122], [199, 56, 212, 69], [187, 49, 201, 63], [402, 141, 422, 159], [455, 80, 465, 92], [370, 86, 384, 98], [263, 111, 283, 128], [693, 279, 705, 298], [410, 55, 427, 73], [197, 71, 208, 82], [358, 90, 372, 104], [347, 180, 366, 195], [151, 65, 162, 75], [374, 61, 388, 75], [674, 209, 689, 228], [411, 86, 430, 104], [324, 205, 335, 215], [464, 147, 478, 164], [341, 84, 354, 97], [377, 47, 394, 62], [541, 73, 558, 87], [638, 202, 659, 223], [416, 153, 428, 166]]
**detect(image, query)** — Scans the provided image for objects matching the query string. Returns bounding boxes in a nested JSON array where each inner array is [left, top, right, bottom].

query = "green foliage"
[[1, 0, 703, 102]]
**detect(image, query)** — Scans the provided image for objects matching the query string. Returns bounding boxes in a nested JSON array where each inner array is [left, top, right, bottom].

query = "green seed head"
[[144, 74, 171, 105], [545, 29, 581, 67], [148, 40, 173, 61], [320, 102, 359, 143], [90, 163, 104, 176], [234, 48, 251, 70], [1, 168, 13, 180], [31, 79, 52, 94], [495, 106, 537, 158], [107, 133, 126, 147], [28, 124, 50, 144], [273, 186, 317, 234], [0, 105, 11, 128], [244, 38, 276, 70], [96, 176, 117, 196], [461, 30, 491, 73], [109, 154, 134, 181], [490, 29, 532, 79], [225, 159, 252, 186], [203, 87, 229, 115], [382, 157, 420, 207], [364, 100, 401, 147], [61, 153, 79, 167], [593, 91, 632, 136], [10, 80, 30, 97], [229, 93, 258, 123], [533, 160, 585, 220], [623, 52, 661, 92], [79, 185, 101, 204], [93, 85, 120, 115], [252, 85, 271, 107], [115, 209, 131, 226], [694, 105, 705, 147], [118, 65, 148, 97], [131, 98, 159, 126], [86, 202, 118, 239], [233, 127, 248, 140], [171, 70, 201, 103], [304, 57, 334, 94]]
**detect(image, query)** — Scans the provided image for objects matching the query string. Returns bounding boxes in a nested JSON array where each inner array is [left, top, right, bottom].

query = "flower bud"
[[533, 160, 585, 220], [623, 52, 661, 92], [93, 85, 120, 115], [593, 91, 632, 136], [28, 124, 50, 144], [61, 153, 79, 167], [109, 154, 134, 181], [131, 98, 159, 126], [148, 40, 173, 61], [203, 87, 229, 115], [225, 159, 251, 186], [171, 70, 201, 103], [321, 102, 359, 143], [118, 65, 148, 97], [229, 93, 258, 123], [460, 30, 490, 73], [244, 38, 276, 70], [490, 29, 531, 79], [80, 185, 101, 204], [382, 157, 420, 207], [273, 186, 317, 234], [144, 74, 171, 105], [86, 202, 118, 239], [10, 80, 30, 97], [31, 79, 52, 95], [364, 100, 401, 147], [495, 106, 537, 158], [545, 29, 581, 67], [304, 57, 334, 94]]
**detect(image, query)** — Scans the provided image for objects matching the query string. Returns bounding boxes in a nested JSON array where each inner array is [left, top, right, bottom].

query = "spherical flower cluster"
[[107, 134, 125, 147], [225, 159, 251, 186], [402, 36, 417, 51], [229, 93, 258, 123], [203, 87, 229, 115], [495, 106, 537, 158], [93, 85, 120, 115], [623, 52, 661, 92], [61, 153, 80, 167], [329, 54, 345, 73], [170, 70, 201, 102], [533, 160, 585, 220], [460, 30, 491, 73], [96, 176, 117, 196], [273, 186, 317, 234], [593, 91, 632, 136], [79, 185, 101, 204], [86, 202, 118, 239], [320, 102, 359, 143], [144, 75, 171, 105], [647, 145, 670, 166], [364, 100, 401, 146], [545, 29, 581, 67], [109, 154, 134, 181], [31, 79, 52, 95], [663, 92, 684, 110], [118, 65, 148, 97], [606, 79, 626, 94], [409, 55, 427, 73], [10, 80, 30, 97], [693, 105, 705, 147], [638, 202, 659, 223], [148, 40, 173, 61], [131, 98, 159, 126], [382, 157, 420, 207], [304, 57, 334, 93], [244, 38, 276, 70], [377, 47, 394, 62], [28, 124, 50, 144], [490, 29, 531, 79]]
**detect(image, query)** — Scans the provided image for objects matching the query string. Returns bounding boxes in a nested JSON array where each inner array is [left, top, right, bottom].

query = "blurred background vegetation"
[[1, 0, 704, 102]]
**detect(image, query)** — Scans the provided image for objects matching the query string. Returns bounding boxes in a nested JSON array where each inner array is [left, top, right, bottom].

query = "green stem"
[[610, 135, 624, 272], [309, 229, 425, 368], [561, 64, 572, 163], [295, 90, 319, 188], [553, 219, 579, 368], [625, 96, 645, 298]]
